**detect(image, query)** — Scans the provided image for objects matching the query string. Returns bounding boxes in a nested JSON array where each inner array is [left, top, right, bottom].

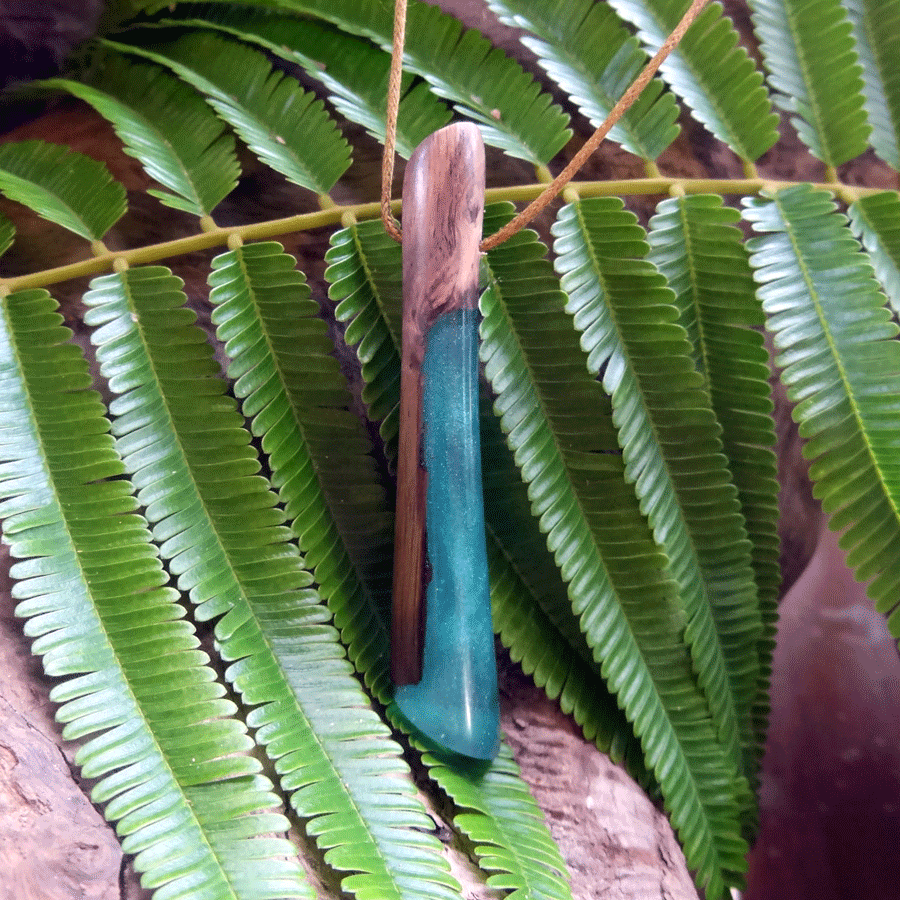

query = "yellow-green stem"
[[0, 178, 888, 293]]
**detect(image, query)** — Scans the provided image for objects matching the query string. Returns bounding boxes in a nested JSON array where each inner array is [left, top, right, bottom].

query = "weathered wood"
[[391, 122, 486, 685], [746, 521, 900, 900]]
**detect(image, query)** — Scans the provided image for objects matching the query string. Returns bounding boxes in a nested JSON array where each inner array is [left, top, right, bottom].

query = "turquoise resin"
[[394, 307, 500, 760]]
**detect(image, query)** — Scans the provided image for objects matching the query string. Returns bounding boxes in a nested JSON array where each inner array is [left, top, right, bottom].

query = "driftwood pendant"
[[391, 122, 499, 760]]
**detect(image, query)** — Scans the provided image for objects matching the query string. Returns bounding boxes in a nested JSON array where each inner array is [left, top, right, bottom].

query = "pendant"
[[391, 122, 499, 761]]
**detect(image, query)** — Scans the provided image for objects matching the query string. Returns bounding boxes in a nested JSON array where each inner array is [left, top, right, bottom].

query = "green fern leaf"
[[480, 405, 647, 771], [208, 241, 394, 698], [259, 0, 571, 164], [378, 715, 575, 900], [41, 54, 239, 218], [106, 31, 351, 194], [744, 184, 900, 635], [82, 265, 461, 900], [328, 219, 404, 450], [0, 289, 311, 900], [487, 0, 679, 160], [481, 204, 748, 897], [163, 7, 452, 159], [497, 419, 653, 777], [647, 194, 780, 771], [0, 212, 13, 257], [748, 0, 870, 166], [552, 198, 762, 777], [646, 197, 780, 607], [0, 141, 126, 242], [605, 0, 778, 161], [843, 0, 900, 170], [421, 744, 572, 900], [486, 536, 638, 765], [848, 190, 900, 315]]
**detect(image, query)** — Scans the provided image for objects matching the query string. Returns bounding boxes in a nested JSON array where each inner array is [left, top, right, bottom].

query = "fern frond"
[[328, 219, 404, 450], [647, 194, 779, 772], [41, 54, 239, 218], [106, 31, 351, 194], [646, 197, 779, 607], [481, 405, 644, 762], [163, 7, 452, 159], [0, 213, 13, 257], [208, 241, 394, 698], [748, 0, 870, 166], [82, 265, 460, 900], [487, 0, 679, 161], [843, 0, 900, 171], [481, 204, 748, 897], [421, 744, 571, 900], [744, 185, 900, 635], [0, 141, 126, 241], [485, 536, 643, 772], [552, 197, 762, 777], [606, 0, 778, 161], [255, 0, 571, 164], [0, 289, 311, 900], [848, 190, 900, 315]]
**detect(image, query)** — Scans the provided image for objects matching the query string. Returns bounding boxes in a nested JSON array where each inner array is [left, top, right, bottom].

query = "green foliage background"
[[1, 1, 899, 898]]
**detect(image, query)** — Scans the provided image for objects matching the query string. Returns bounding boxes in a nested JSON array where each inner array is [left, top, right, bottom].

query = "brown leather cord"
[[380, 0, 712, 250], [381, 0, 407, 243]]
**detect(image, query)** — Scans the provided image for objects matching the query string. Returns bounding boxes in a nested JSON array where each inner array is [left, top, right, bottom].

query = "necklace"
[[391, 123, 496, 759], [386, 0, 711, 760]]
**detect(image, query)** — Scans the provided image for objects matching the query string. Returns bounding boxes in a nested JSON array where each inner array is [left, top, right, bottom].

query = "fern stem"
[[1, 178, 887, 292]]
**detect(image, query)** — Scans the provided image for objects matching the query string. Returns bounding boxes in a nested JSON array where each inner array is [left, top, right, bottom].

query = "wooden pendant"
[[391, 122, 499, 760]]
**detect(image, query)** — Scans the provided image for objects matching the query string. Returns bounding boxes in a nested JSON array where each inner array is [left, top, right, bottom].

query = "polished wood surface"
[[391, 122, 485, 685]]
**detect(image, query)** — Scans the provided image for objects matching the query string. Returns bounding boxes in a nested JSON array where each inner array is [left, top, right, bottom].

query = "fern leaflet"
[[41, 54, 239, 218], [0, 141, 126, 242], [748, 0, 870, 166], [0, 288, 311, 900], [745, 185, 900, 634], [105, 32, 351, 194], [83, 264, 460, 900]]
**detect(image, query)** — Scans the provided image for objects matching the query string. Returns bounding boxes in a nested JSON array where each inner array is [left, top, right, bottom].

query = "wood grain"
[[391, 122, 485, 685]]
